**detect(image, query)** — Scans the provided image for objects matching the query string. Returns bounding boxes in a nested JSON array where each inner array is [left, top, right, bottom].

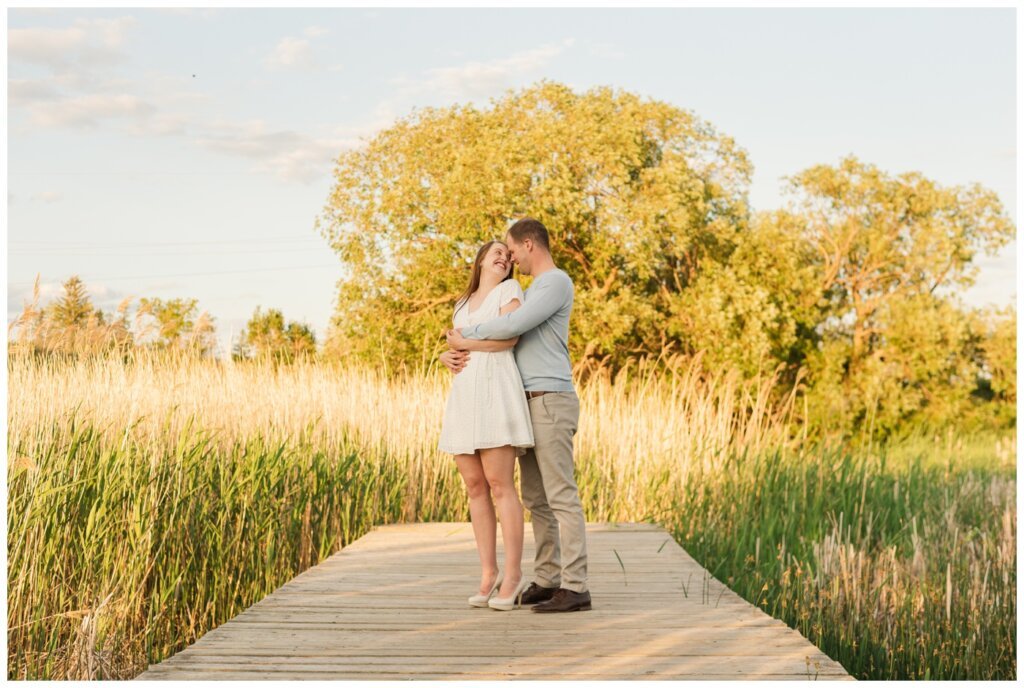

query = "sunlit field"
[[7, 349, 1016, 680]]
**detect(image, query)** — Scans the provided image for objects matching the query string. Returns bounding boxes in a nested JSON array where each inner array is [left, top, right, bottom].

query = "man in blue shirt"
[[443, 218, 592, 613]]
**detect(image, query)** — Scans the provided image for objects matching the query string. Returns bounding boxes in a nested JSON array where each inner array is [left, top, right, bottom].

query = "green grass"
[[7, 419, 467, 680], [8, 416, 1015, 680], [656, 441, 1016, 680]]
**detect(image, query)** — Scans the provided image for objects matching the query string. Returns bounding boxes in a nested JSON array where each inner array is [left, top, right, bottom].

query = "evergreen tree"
[[50, 276, 94, 329]]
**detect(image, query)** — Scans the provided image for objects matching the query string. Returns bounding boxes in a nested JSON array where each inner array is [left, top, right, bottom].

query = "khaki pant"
[[519, 391, 588, 593]]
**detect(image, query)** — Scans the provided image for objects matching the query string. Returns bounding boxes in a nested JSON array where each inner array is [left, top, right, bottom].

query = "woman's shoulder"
[[503, 279, 524, 297], [453, 296, 469, 322]]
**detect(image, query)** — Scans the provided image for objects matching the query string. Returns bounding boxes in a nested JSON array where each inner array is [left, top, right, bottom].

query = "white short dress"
[[438, 279, 535, 457]]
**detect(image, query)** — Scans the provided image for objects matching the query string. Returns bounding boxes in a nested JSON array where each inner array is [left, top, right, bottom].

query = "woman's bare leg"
[[480, 445, 524, 598], [455, 452, 498, 594]]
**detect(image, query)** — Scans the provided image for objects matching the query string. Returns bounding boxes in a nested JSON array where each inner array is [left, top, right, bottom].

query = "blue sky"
[[7, 7, 1017, 358]]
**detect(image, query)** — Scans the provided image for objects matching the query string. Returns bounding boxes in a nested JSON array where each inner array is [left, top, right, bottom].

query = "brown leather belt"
[[526, 391, 552, 399]]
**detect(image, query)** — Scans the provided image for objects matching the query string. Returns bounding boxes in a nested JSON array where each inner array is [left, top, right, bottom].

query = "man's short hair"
[[507, 217, 550, 251]]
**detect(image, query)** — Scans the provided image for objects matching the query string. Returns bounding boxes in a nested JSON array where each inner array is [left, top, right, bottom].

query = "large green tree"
[[673, 208, 825, 382], [318, 80, 752, 371], [780, 157, 1014, 437], [316, 81, 1014, 437]]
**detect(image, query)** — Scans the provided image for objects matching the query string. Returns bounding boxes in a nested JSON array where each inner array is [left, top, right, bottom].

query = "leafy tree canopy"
[[318, 80, 753, 371]]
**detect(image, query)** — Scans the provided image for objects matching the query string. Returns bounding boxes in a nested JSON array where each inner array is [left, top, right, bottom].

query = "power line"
[[10, 247, 330, 257], [9, 236, 325, 248], [9, 264, 341, 286]]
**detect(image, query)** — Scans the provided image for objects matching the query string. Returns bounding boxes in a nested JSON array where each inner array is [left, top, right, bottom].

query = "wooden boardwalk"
[[136, 522, 852, 680]]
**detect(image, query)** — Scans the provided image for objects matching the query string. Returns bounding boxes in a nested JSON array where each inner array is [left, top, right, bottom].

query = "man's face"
[[505, 233, 532, 275]]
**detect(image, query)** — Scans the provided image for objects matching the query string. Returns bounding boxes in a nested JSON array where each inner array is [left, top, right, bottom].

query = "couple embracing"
[[438, 217, 592, 613]]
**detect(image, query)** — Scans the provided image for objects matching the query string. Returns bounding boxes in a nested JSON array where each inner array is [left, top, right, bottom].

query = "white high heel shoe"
[[468, 572, 504, 608], [488, 576, 531, 611]]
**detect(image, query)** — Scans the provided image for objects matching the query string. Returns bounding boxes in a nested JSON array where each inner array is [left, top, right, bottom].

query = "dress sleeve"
[[498, 280, 524, 309]]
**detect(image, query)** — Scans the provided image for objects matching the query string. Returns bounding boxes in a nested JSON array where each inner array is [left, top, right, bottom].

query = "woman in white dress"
[[438, 240, 534, 610]]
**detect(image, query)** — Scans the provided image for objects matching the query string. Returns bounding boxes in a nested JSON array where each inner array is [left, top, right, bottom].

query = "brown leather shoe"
[[531, 587, 592, 612], [519, 582, 559, 605]]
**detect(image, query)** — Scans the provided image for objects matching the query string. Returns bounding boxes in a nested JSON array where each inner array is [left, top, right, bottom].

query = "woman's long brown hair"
[[453, 240, 514, 319]]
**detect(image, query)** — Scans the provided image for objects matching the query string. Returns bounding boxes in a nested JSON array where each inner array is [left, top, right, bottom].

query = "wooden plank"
[[139, 657, 852, 678], [135, 521, 852, 680], [185, 642, 844, 658], [139, 672, 854, 680], [173, 650, 841, 665]]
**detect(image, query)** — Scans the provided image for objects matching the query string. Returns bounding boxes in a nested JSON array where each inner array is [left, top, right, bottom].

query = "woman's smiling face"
[[480, 242, 512, 280]]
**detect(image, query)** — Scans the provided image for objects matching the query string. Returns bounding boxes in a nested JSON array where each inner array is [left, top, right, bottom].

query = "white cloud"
[[195, 117, 389, 184], [10, 18, 557, 189], [9, 15, 369, 185], [9, 18, 206, 134], [264, 36, 316, 70], [260, 26, 342, 73], [7, 16, 166, 131], [269, 144, 348, 184], [13, 81, 196, 133], [198, 119, 307, 159], [8, 16, 136, 70], [8, 79, 61, 105], [390, 38, 575, 102], [26, 92, 153, 129]]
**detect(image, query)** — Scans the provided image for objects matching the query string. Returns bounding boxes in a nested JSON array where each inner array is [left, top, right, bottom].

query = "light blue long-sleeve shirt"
[[461, 267, 575, 392]]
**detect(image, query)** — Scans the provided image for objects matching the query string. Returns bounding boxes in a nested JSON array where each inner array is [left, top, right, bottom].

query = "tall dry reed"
[[6, 348, 1015, 679]]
